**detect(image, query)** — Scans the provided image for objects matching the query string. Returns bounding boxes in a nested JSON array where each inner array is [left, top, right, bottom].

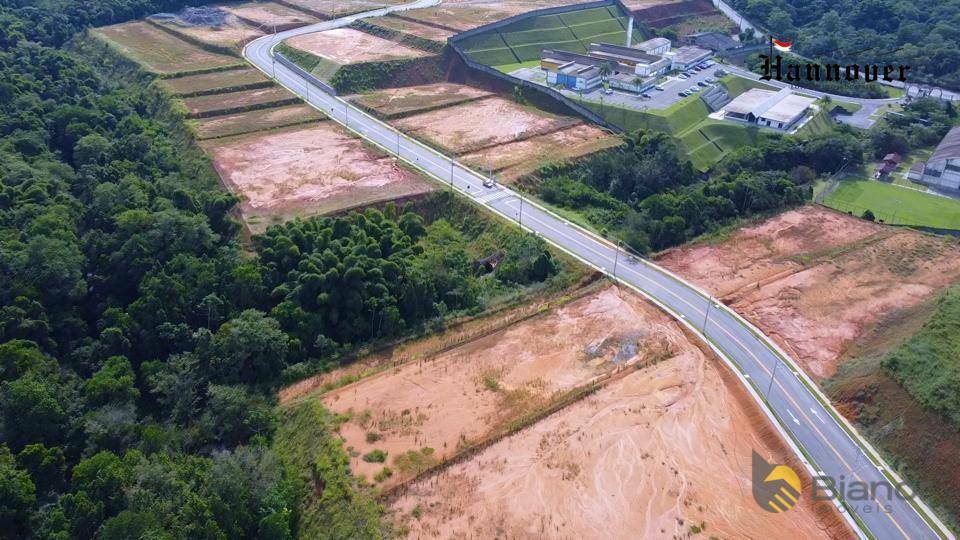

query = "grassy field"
[[719, 75, 777, 97], [824, 178, 960, 229], [494, 59, 542, 73], [93, 21, 243, 76], [163, 68, 271, 97]]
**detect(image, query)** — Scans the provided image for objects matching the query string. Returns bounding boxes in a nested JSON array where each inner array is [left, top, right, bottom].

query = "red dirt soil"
[[366, 14, 457, 41], [388, 289, 852, 539], [286, 28, 431, 64], [394, 97, 580, 154], [223, 1, 319, 30], [657, 205, 960, 379], [400, 0, 585, 31], [348, 82, 493, 118], [182, 86, 295, 116], [93, 21, 241, 74], [191, 104, 325, 139], [461, 124, 621, 182], [151, 16, 264, 50], [163, 68, 269, 96], [318, 287, 675, 488], [202, 123, 435, 231]]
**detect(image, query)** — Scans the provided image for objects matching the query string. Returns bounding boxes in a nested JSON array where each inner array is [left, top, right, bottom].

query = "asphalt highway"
[[243, 6, 952, 538]]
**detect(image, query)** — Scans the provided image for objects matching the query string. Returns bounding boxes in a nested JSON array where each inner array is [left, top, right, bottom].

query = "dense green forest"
[[530, 129, 859, 251], [732, 0, 960, 90], [0, 2, 567, 537]]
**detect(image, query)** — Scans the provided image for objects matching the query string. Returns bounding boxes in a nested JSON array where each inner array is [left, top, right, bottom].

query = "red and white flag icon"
[[772, 37, 792, 52]]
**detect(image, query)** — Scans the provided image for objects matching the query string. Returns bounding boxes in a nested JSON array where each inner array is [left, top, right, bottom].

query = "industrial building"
[[636, 37, 671, 55], [907, 126, 960, 191], [540, 37, 711, 94], [587, 42, 671, 77], [720, 88, 816, 130], [663, 45, 712, 70]]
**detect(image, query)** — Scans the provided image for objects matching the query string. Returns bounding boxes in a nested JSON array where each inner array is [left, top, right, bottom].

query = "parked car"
[[697, 81, 708, 87], [678, 90, 689, 97], [714, 68, 727, 77], [704, 60, 715, 67], [603, 87, 613, 95], [654, 85, 664, 91], [678, 74, 689, 79], [705, 77, 716, 83], [688, 86, 700, 92], [640, 92, 651, 98]]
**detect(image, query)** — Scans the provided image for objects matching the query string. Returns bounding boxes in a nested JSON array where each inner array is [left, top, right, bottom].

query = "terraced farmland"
[[458, 5, 637, 67]]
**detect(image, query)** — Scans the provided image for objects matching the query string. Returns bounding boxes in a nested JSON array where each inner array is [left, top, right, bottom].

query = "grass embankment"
[[882, 286, 960, 428], [458, 4, 636, 66], [274, 399, 387, 538], [579, 90, 767, 171], [823, 178, 960, 230]]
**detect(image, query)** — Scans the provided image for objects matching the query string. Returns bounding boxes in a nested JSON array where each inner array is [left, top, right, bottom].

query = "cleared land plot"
[[182, 86, 297, 117], [285, 28, 430, 64], [202, 123, 435, 231], [394, 97, 580, 154], [149, 15, 264, 50], [162, 68, 269, 96], [222, 1, 319, 30], [824, 178, 960, 230], [389, 289, 852, 539], [461, 125, 621, 182], [282, 0, 409, 18], [401, 0, 587, 32], [318, 288, 682, 488], [92, 21, 242, 75], [191, 104, 325, 139], [657, 205, 960, 379], [364, 15, 456, 42], [348, 82, 492, 118]]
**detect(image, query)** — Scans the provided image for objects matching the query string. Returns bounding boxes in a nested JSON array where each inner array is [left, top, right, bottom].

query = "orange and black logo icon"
[[752, 451, 802, 513]]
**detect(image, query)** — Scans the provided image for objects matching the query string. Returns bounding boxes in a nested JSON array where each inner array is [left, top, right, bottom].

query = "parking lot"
[[509, 59, 724, 113]]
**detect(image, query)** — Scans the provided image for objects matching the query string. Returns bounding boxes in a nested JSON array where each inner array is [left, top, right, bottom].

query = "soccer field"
[[823, 178, 960, 230]]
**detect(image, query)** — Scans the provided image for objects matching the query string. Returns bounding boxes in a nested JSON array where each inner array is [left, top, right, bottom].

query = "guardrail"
[[274, 51, 338, 96]]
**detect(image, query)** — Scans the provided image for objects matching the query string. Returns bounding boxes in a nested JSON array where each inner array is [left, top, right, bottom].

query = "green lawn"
[[719, 75, 777, 97], [823, 178, 960, 230], [493, 59, 542, 74]]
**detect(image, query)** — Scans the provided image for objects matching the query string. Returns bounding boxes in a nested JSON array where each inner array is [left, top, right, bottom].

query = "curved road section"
[[244, 6, 952, 539]]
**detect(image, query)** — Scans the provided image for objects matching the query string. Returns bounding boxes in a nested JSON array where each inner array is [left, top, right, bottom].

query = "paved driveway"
[[510, 62, 723, 112]]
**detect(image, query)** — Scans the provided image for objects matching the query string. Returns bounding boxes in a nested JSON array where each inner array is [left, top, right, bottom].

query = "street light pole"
[[449, 160, 454, 188], [518, 195, 524, 229], [766, 358, 780, 399], [612, 240, 621, 281], [702, 298, 713, 331]]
